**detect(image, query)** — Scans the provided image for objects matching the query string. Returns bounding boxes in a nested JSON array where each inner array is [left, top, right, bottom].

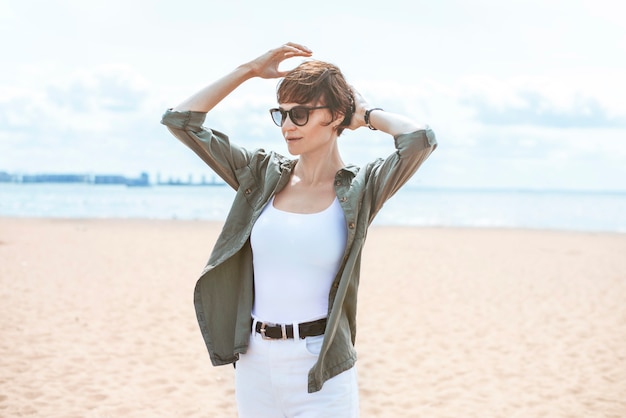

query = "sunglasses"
[[269, 106, 330, 127]]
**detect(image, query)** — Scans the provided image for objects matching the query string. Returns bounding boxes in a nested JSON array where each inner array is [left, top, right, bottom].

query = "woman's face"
[[279, 102, 338, 157]]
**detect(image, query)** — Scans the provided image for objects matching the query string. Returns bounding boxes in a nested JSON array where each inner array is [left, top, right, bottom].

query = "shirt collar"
[[339, 164, 359, 177], [280, 159, 358, 178]]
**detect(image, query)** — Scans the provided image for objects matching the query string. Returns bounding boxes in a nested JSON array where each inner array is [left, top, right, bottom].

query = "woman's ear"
[[329, 110, 344, 129]]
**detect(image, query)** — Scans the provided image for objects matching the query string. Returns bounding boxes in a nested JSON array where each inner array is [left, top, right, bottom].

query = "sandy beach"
[[1, 217, 625, 417]]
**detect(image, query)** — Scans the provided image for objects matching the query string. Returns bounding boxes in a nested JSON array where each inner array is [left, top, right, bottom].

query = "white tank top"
[[250, 196, 347, 324]]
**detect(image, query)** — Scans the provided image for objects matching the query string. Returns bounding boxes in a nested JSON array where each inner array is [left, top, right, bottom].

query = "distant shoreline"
[[2, 182, 625, 234], [2, 180, 625, 195], [0, 171, 226, 187]]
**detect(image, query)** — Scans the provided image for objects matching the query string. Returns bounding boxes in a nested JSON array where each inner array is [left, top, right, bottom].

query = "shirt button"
[[340, 196, 347, 202], [348, 222, 355, 229], [244, 188, 251, 195]]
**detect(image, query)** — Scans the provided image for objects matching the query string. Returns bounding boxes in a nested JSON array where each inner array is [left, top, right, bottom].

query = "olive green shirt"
[[160, 109, 437, 392]]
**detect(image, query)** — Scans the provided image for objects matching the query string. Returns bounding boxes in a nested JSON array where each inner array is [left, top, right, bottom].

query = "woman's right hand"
[[173, 43, 312, 112], [246, 42, 313, 79]]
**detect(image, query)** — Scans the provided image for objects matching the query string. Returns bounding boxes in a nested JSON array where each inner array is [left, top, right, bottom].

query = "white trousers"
[[235, 322, 359, 418]]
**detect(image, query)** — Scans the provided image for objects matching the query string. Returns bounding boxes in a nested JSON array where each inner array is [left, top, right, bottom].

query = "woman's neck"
[[293, 149, 344, 186]]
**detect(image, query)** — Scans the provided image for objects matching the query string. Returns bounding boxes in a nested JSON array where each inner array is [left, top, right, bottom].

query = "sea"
[[1, 183, 625, 234]]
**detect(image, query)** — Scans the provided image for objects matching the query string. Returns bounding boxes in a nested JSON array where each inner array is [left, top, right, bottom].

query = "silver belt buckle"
[[259, 322, 271, 340], [259, 322, 287, 340]]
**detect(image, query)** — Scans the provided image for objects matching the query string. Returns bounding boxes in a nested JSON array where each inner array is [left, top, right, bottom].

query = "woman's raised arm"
[[173, 43, 313, 113]]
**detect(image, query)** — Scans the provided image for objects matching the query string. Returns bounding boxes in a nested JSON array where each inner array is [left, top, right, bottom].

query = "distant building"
[[125, 172, 150, 187], [0, 170, 227, 187], [21, 174, 90, 183], [0, 171, 14, 182], [94, 175, 128, 185]]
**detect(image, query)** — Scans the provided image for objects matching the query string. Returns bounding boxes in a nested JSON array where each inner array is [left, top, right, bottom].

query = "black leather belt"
[[253, 318, 327, 340]]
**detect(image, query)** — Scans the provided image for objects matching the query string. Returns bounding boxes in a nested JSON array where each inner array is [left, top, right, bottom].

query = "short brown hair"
[[276, 60, 354, 135]]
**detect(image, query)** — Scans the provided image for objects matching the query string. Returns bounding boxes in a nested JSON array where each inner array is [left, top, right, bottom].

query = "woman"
[[161, 42, 437, 417]]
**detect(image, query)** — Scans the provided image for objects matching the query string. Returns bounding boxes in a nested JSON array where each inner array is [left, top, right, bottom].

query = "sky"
[[1, 0, 625, 191]]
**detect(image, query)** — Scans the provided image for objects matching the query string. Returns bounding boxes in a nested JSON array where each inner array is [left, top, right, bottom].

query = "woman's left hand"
[[346, 87, 369, 131]]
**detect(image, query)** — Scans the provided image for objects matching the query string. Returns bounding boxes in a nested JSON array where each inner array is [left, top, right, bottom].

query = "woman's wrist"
[[235, 62, 259, 80], [364, 108, 384, 130]]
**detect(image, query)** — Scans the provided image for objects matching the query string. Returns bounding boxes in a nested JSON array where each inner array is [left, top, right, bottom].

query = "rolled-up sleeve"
[[368, 127, 437, 214], [161, 109, 254, 190]]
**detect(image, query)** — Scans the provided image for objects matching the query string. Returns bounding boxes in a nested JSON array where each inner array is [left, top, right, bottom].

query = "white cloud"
[[459, 73, 626, 128], [47, 66, 149, 113], [0, 65, 150, 134]]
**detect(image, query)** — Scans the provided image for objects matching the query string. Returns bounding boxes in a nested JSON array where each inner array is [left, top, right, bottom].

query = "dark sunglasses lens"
[[270, 109, 283, 126], [290, 107, 308, 126]]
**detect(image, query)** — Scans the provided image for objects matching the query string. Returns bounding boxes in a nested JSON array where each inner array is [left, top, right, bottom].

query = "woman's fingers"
[[252, 43, 312, 79], [278, 43, 313, 61], [281, 42, 313, 55]]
